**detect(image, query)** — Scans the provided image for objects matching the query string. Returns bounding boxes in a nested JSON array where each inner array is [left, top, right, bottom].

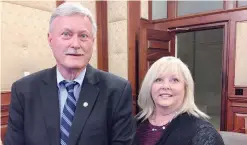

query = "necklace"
[[150, 112, 178, 132], [150, 120, 170, 132]]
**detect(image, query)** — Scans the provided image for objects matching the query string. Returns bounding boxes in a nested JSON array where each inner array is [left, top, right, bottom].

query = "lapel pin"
[[83, 102, 88, 107]]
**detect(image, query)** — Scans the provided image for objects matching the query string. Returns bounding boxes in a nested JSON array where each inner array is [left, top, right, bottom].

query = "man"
[[4, 2, 136, 145]]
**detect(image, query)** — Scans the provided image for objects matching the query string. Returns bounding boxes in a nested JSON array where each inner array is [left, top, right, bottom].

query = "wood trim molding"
[[128, 1, 141, 114], [167, 1, 177, 19], [96, 1, 108, 71], [152, 7, 247, 25], [227, 105, 247, 131], [148, 1, 152, 21], [56, 0, 65, 7], [1, 91, 11, 140], [228, 20, 237, 96], [229, 97, 247, 104]]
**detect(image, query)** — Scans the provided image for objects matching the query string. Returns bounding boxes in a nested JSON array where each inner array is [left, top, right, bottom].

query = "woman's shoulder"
[[191, 125, 225, 145], [182, 113, 219, 135], [183, 114, 225, 145], [180, 113, 213, 128]]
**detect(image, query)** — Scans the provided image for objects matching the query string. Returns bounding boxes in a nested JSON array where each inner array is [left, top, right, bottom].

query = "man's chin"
[[64, 64, 86, 70]]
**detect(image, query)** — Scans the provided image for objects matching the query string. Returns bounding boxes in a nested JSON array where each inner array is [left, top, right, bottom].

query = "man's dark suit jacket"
[[4, 65, 136, 145]]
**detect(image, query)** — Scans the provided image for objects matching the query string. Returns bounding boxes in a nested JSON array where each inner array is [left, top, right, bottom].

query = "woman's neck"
[[149, 107, 178, 126]]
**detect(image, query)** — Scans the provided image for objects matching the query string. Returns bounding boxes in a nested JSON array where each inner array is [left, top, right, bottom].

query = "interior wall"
[[107, 1, 128, 79], [141, 1, 148, 19], [1, 1, 98, 91], [235, 21, 247, 86], [1, 1, 56, 91]]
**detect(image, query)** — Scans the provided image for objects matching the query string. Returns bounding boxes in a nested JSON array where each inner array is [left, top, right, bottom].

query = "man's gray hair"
[[49, 2, 97, 37]]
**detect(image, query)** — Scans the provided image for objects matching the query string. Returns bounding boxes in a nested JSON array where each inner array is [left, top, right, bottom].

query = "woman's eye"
[[171, 78, 179, 82], [154, 78, 162, 82]]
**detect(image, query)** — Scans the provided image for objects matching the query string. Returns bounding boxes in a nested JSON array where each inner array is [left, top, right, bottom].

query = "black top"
[[136, 113, 225, 145]]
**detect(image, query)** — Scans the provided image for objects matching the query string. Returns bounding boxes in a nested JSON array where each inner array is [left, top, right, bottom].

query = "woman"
[[136, 56, 224, 145]]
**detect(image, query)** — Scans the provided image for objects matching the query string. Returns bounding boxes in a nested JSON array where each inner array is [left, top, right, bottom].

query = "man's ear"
[[47, 32, 52, 48]]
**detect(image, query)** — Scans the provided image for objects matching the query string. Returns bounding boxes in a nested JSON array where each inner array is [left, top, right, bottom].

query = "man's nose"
[[71, 36, 80, 49]]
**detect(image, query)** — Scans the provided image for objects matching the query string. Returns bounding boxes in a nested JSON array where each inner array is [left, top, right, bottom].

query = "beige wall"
[[0, 1, 2, 89], [1, 1, 56, 91], [141, 1, 148, 19], [107, 1, 128, 79], [235, 21, 247, 86], [1, 1, 97, 91]]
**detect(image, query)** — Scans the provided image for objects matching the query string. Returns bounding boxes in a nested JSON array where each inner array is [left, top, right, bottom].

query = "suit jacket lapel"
[[68, 65, 100, 145], [40, 67, 60, 145]]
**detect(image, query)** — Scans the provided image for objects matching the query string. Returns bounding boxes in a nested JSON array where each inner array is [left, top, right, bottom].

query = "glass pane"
[[152, 0, 167, 20], [176, 28, 224, 129], [238, 0, 247, 7], [177, 1, 223, 16]]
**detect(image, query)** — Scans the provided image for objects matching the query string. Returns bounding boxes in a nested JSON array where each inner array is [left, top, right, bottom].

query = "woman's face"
[[151, 71, 185, 111]]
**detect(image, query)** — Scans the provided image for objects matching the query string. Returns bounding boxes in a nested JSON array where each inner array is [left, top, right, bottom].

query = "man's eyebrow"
[[62, 28, 72, 32], [78, 30, 91, 33]]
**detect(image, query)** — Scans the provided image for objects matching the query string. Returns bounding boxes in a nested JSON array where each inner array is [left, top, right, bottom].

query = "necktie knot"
[[61, 80, 78, 93]]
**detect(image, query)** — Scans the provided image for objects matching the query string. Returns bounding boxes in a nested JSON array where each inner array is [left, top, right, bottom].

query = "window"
[[152, 0, 167, 20], [177, 1, 223, 16]]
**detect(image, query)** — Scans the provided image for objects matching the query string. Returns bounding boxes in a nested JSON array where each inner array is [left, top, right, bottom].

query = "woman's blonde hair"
[[137, 56, 209, 121]]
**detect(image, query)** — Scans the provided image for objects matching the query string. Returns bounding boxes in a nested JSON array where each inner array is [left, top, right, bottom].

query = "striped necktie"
[[60, 81, 78, 145]]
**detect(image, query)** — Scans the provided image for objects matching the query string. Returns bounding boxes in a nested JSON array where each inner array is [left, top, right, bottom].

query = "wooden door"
[[228, 99, 247, 134], [1, 91, 11, 141], [138, 28, 175, 89]]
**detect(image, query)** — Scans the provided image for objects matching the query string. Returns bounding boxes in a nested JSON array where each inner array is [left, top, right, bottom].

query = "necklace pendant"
[[162, 126, 166, 130], [152, 128, 157, 131]]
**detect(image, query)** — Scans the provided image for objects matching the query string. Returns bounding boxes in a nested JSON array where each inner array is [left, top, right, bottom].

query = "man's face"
[[48, 14, 94, 71]]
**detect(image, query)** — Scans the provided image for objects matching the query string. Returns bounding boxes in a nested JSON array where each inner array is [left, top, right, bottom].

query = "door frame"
[[169, 22, 228, 131]]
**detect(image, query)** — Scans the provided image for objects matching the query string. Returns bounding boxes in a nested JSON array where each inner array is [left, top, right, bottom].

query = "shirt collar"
[[56, 67, 86, 87]]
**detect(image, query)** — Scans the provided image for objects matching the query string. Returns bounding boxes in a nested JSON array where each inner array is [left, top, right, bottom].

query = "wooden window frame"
[[148, 0, 240, 22], [96, 1, 108, 71]]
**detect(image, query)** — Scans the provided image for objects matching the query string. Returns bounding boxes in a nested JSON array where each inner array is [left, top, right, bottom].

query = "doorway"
[[176, 28, 224, 129]]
